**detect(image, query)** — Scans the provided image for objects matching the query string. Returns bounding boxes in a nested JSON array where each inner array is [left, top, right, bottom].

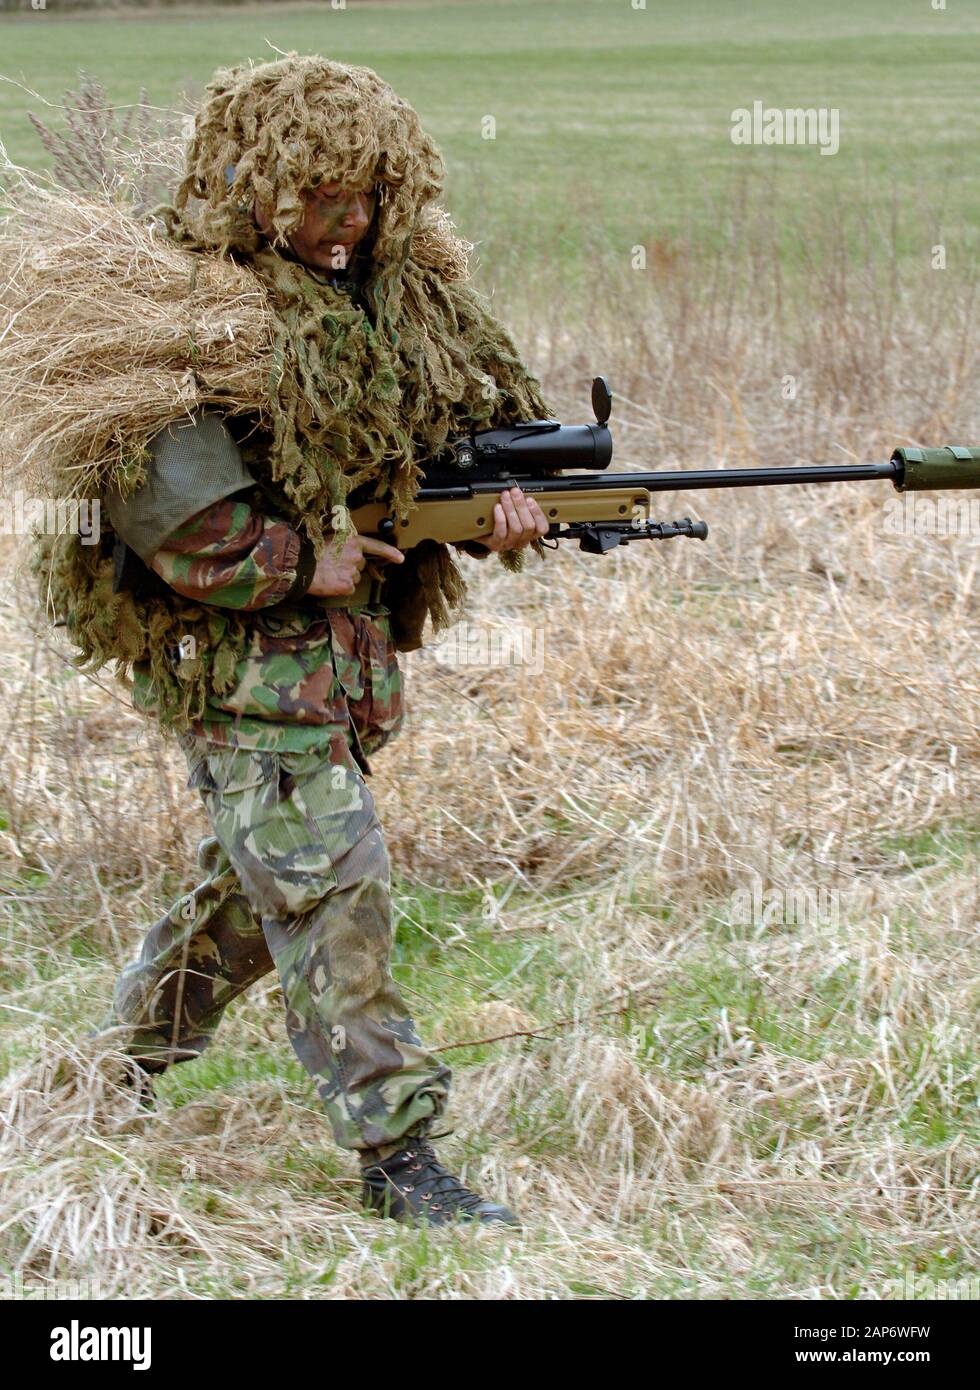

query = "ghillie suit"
[[5, 54, 552, 733]]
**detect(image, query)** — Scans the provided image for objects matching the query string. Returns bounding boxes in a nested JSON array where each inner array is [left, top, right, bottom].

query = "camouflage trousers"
[[108, 727, 452, 1163]]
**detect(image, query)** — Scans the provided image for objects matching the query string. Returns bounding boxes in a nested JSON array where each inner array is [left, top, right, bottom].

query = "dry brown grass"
[[0, 154, 274, 498], [0, 188, 977, 1298]]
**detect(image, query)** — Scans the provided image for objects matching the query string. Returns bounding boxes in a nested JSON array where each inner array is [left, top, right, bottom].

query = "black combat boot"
[[361, 1141, 520, 1227]]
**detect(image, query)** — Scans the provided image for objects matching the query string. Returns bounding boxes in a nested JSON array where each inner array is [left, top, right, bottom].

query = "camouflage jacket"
[[106, 410, 405, 773], [102, 252, 498, 771]]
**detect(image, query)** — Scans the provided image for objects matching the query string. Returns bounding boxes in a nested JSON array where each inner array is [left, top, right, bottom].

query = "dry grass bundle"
[[0, 152, 275, 500]]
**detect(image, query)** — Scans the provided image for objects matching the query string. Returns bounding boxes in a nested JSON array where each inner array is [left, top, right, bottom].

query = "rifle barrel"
[[422, 461, 902, 499], [621, 461, 901, 492]]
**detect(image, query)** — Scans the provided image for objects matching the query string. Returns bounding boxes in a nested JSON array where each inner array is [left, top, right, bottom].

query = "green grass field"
[[2, 0, 979, 285]]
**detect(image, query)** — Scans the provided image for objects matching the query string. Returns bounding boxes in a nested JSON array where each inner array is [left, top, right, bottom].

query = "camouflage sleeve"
[[105, 409, 262, 563], [148, 496, 317, 609]]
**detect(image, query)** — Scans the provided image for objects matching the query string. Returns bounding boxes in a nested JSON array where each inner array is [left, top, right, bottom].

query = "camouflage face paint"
[[288, 183, 378, 271]]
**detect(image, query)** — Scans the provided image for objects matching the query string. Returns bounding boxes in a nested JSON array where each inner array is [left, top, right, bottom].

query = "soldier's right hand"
[[306, 531, 405, 598]]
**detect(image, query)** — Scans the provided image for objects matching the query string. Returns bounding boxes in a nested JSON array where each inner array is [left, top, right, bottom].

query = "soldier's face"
[[253, 181, 377, 271]]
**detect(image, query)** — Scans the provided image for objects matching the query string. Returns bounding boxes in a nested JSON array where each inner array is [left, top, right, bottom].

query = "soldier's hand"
[[469, 485, 549, 555], [306, 532, 404, 598]]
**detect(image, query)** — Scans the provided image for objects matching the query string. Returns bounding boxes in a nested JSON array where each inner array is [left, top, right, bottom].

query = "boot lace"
[[382, 1142, 486, 1216]]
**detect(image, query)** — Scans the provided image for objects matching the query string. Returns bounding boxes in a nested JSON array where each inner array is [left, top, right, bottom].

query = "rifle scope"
[[444, 376, 614, 479]]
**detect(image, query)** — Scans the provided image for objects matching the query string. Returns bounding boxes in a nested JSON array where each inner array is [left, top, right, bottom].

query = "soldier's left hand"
[[471, 485, 549, 555]]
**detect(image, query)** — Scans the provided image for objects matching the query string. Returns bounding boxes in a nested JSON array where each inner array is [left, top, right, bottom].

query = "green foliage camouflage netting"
[[0, 54, 552, 727]]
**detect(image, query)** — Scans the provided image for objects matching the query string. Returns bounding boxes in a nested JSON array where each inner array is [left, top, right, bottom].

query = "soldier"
[[94, 54, 552, 1227]]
